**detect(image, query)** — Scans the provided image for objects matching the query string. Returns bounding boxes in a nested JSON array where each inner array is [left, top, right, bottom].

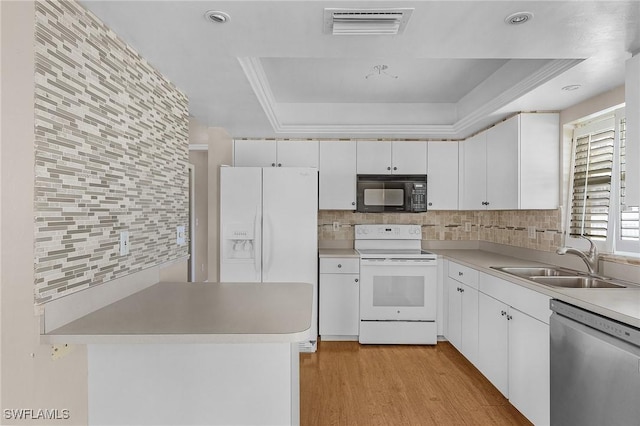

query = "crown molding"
[[239, 57, 582, 138]]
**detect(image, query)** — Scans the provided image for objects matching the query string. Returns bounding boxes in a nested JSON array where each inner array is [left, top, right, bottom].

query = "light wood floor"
[[300, 340, 533, 426]]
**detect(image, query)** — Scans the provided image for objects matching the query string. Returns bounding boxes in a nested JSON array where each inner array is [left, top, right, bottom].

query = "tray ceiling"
[[79, 1, 640, 139]]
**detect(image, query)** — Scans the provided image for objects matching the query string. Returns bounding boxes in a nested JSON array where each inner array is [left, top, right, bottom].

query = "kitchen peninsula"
[[41, 281, 313, 426]]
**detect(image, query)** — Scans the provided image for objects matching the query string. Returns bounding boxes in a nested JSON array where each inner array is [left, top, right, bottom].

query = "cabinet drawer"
[[320, 258, 359, 274], [448, 262, 479, 289], [479, 272, 551, 324]]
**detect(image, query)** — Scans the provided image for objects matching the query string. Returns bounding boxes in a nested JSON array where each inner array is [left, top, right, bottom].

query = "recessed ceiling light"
[[562, 84, 582, 91], [204, 10, 230, 24], [504, 11, 533, 25]]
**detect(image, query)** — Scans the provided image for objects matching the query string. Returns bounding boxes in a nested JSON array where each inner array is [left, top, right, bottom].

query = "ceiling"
[[80, 1, 640, 140]]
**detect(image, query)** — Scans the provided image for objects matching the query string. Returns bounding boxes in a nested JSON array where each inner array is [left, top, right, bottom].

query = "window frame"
[[564, 106, 640, 256]]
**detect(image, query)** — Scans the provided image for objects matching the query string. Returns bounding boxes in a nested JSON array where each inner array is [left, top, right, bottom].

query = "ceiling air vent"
[[323, 8, 414, 35]]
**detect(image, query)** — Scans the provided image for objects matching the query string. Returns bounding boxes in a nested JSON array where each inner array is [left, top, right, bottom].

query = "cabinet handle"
[[277, 163, 282, 167], [428, 202, 433, 206], [458, 272, 463, 276], [501, 310, 507, 316], [393, 166, 397, 171], [355, 278, 359, 283], [271, 163, 276, 167], [337, 264, 342, 268], [352, 201, 356, 206], [507, 315, 513, 321], [460, 288, 464, 293], [387, 166, 391, 171]]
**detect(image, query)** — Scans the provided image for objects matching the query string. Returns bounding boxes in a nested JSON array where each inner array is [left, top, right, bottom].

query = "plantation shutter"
[[619, 117, 640, 242], [570, 119, 615, 240]]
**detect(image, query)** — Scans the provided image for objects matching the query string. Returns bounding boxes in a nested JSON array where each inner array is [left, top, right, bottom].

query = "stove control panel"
[[355, 224, 422, 240]]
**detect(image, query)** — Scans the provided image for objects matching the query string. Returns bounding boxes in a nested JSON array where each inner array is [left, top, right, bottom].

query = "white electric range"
[[355, 224, 438, 344]]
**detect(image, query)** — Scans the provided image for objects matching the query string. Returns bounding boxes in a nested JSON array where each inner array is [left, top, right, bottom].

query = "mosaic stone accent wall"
[[319, 210, 562, 252], [34, 0, 189, 303]]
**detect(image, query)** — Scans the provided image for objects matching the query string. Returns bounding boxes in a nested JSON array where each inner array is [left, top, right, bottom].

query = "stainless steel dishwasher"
[[550, 300, 640, 426]]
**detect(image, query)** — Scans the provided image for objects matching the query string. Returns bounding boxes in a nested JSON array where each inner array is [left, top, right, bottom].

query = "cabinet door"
[[459, 132, 487, 210], [319, 141, 357, 210], [508, 308, 550, 426], [392, 141, 427, 174], [478, 292, 509, 396], [276, 140, 319, 168], [520, 113, 559, 209], [356, 141, 392, 174], [427, 141, 458, 210], [460, 283, 479, 366], [234, 140, 277, 167], [486, 116, 519, 210], [446, 277, 462, 351], [319, 273, 360, 337]]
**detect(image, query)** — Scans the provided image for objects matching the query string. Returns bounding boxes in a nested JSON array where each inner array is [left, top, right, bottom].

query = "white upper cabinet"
[[459, 113, 559, 210], [234, 140, 277, 167], [319, 141, 357, 210], [275, 140, 319, 168], [519, 113, 559, 209], [459, 132, 487, 210], [427, 141, 458, 210], [391, 141, 428, 174], [356, 141, 427, 175], [486, 116, 520, 210], [234, 140, 319, 168]]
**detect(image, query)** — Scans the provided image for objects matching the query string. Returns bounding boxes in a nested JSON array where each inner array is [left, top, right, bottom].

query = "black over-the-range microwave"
[[356, 174, 427, 213]]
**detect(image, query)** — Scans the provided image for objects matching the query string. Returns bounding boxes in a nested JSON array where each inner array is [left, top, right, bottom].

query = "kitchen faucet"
[[556, 235, 599, 275]]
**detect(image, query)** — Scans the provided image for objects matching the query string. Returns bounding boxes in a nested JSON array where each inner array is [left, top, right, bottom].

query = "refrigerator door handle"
[[263, 213, 272, 281], [253, 206, 261, 281]]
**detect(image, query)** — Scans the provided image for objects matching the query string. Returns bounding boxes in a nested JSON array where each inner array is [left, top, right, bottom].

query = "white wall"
[[1, 2, 88, 424], [207, 128, 233, 283]]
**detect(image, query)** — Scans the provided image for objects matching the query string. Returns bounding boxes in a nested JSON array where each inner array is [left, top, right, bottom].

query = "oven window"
[[364, 188, 404, 206], [372, 276, 424, 307]]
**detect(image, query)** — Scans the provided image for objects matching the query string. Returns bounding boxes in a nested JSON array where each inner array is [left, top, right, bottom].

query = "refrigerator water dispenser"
[[223, 224, 255, 261]]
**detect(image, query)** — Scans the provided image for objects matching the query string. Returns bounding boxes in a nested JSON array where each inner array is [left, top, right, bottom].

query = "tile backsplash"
[[319, 210, 562, 252], [34, 0, 189, 303]]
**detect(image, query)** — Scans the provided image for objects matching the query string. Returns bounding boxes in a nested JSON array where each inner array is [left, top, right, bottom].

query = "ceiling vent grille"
[[324, 8, 414, 35]]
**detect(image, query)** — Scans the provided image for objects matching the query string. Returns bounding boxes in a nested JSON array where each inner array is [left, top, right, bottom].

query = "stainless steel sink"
[[530, 276, 627, 289], [490, 266, 636, 289], [493, 266, 577, 277]]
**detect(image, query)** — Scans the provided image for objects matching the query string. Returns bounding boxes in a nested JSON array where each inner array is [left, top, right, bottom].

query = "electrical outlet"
[[176, 225, 186, 245], [333, 222, 340, 231], [119, 231, 129, 255], [528, 226, 536, 239], [464, 222, 472, 232]]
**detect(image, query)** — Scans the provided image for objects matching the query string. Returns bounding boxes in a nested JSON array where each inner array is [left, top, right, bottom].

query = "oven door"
[[359, 258, 437, 321]]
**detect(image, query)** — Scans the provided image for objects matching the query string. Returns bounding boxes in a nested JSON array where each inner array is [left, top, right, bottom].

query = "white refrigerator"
[[220, 166, 318, 351]]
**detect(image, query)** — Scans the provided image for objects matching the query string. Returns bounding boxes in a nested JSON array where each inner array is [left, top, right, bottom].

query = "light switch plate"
[[528, 226, 536, 239]]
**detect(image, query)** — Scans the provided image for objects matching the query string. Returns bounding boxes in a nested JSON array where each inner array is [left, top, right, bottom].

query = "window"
[[566, 108, 639, 255], [617, 114, 640, 252]]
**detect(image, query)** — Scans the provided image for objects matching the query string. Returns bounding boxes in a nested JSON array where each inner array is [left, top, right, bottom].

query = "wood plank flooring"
[[300, 340, 532, 426]]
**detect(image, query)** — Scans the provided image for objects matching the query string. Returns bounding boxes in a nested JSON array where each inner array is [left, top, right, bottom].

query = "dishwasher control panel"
[[550, 300, 640, 347]]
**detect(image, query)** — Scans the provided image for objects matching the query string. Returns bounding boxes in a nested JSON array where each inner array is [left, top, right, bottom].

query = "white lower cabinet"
[[319, 258, 359, 340], [478, 272, 550, 426], [445, 261, 479, 365], [477, 293, 509, 395]]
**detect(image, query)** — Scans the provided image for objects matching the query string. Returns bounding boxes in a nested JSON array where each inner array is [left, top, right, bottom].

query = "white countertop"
[[41, 281, 314, 344], [318, 248, 359, 258], [433, 249, 640, 329]]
